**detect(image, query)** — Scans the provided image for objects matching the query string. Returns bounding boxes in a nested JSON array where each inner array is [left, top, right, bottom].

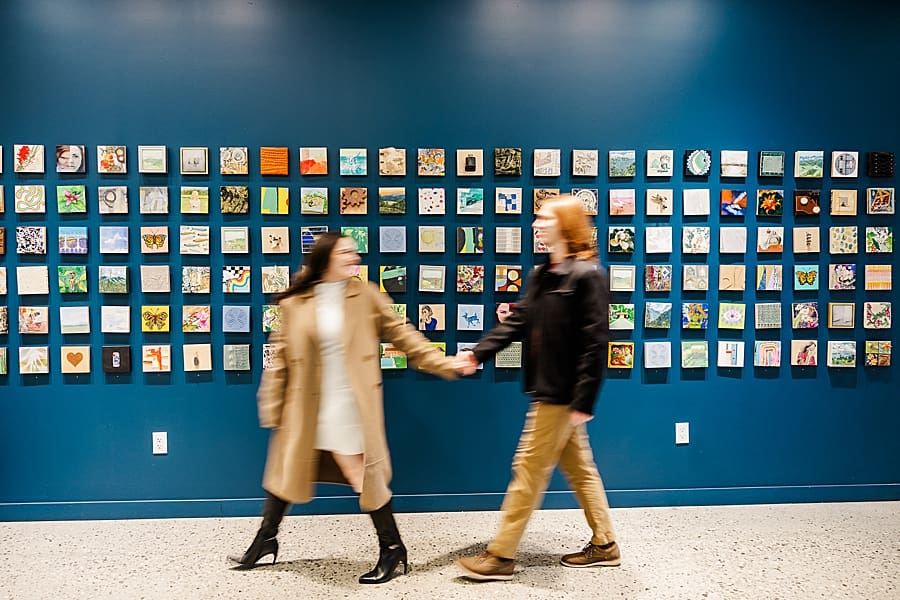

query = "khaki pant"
[[487, 401, 616, 559]]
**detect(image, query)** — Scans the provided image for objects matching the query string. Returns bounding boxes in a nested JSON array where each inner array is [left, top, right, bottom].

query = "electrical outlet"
[[152, 431, 168, 455], [675, 422, 689, 445]]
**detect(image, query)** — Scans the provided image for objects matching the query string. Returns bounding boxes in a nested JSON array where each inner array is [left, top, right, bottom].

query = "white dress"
[[313, 280, 364, 454]]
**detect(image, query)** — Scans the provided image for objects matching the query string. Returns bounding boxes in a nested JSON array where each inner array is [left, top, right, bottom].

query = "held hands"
[[453, 350, 479, 376]]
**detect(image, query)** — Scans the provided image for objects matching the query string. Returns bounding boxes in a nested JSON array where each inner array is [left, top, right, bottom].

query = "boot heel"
[[402, 559, 409, 574]]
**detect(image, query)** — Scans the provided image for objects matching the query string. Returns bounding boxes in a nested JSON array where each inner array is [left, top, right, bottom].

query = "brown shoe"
[[456, 551, 515, 581], [560, 541, 621, 568]]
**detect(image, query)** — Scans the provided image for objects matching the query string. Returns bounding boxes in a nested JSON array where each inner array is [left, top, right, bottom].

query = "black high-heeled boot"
[[228, 492, 289, 569], [359, 499, 408, 584]]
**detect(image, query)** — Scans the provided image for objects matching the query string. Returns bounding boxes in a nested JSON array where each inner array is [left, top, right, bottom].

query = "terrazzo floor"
[[1, 501, 898, 599]]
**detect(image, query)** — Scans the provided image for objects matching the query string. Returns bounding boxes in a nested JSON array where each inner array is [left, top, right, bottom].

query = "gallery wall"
[[1, 0, 897, 520]]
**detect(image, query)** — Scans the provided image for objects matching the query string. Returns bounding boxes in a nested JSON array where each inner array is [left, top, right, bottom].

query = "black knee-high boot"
[[358, 499, 408, 584], [228, 492, 289, 569]]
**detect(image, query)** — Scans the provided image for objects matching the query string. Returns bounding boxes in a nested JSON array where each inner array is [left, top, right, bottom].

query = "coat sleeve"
[[570, 266, 610, 415], [470, 269, 534, 364], [257, 317, 289, 428], [368, 284, 458, 380]]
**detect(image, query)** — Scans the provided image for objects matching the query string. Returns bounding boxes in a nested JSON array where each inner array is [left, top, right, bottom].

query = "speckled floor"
[[1, 501, 898, 599]]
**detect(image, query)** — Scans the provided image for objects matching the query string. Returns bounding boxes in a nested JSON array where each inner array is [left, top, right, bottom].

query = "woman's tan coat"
[[257, 279, 456, 512]]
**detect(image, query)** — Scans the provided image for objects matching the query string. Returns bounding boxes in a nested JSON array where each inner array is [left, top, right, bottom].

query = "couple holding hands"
[[229, 195, 620, 583]]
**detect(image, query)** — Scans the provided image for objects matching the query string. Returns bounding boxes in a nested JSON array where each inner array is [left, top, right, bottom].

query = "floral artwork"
[[300, 147, 328, 175], [864, 341, 891, 367], [865, 226, 892, 253], [58, 266, 88, 293], [682, 227, 710, 254], [456, 265, 485, 293], [572, 149, 598, 176], [56, 186, 86, 213], [756, 189, 784, 216], [341, 226, 369, 254], [97, 145, 127, 173], [417, 148, 446, 176], [681, 302, 710, 329], [791, 302, 819, 329], [863, 302, 891, 329], [14, 144, 44, 173], [141, 306, 170, 332], [182, 305, 211, 333], [608, 227, 636, 253]]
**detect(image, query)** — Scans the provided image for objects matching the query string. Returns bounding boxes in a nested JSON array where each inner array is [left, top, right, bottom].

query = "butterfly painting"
[[141, 306, 170, 332], [140, 228, 168, 253], [795, 266, 819, 290]]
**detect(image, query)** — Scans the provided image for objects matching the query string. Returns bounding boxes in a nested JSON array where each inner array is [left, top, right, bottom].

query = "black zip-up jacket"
[[472, 257, 610, 415]]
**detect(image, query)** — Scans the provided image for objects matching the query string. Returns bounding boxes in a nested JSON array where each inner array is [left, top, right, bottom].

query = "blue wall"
[[1, 0, 898, 520]]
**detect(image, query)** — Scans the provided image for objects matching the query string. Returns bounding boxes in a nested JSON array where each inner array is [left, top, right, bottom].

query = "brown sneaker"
[[560, 541, 621, 568], [456, 551, 515, 581]]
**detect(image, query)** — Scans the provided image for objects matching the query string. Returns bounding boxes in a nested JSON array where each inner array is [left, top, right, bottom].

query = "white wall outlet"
[[152, 431, 168, 455], [675, 422, 689, 445]]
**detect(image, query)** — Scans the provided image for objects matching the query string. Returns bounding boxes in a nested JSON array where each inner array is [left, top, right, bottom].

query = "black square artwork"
[[867, 151, 894, 178], [102, 346, 131, 373]]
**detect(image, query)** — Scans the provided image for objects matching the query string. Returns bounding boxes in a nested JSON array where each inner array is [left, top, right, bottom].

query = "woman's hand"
[[453, 351, 479, 376]]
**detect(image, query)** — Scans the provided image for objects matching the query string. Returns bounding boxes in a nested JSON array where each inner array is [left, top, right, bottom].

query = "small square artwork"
[[533, 188, 560, 212], [180, 186, 209, 214], [0, 308, 6, 334], [790, 340, 818, 366], [140, 265, 170, 293], [58, 266, 88, 293], [19, 306, 50, 334], [380, 343, 407, 369], [867, 152, 895, 178], [142, 345, 171, 373], [719, 227, 747, 254], [138, 146, 167, 173], [794, 151, 824, 178], [864, 341, 891, 367], [829, 226, 858, 254], [494, 147, 522, 176], [222, 305, 251, 333], [794, 265, 819, 290], [183, 344, 213, 372], [341, 226, 369, 254], [572, 149, 599, 176], [300, 187, 328, 214], [17, 266, 49, 295], [495, 265, 523, 292], [56, 185, 87, 213], [757, 226, 784, 253], [261, 226, 290, 254], [261, 305, 282, 332], [97, 145, 126, 173], [756, 189, 784, 216], [717, 341, 745, 367], [720, 150, 748, 177], [457, 188, 484, 215], [794, 190, 821, 216], [56, 145, 86, 173], [754, 341, 782, 367], [260, 187, 289, 214], [301, 226, 329, 254], [644, 341, 672, 369], [378, 187, 406, 215], [682, 226, 711, 254], [646, 189, 673, 216], [339, 148, 368, 176], [262, 344, 277, 370], [495, 227, 521, 254], [14, 185, 46, 213], [457, 265, 485, 293], [58, 227, 88, 255], [182, 266, 211, 294], [684, 149, 712, 177], [139, 186, 169, 214], [418, 303, 446, 331], [221, 226, 250, 253], [866, 187, 895, 214], [719, 265, 746, 291], [387, 304, 406, 323], [609, 189, 636, 216], [865, 226, 892, 253], [60, 347, 90, 374], [496, 342, 523, 369], [380, 266, 407, 294], [573, 188, 599, 215], [14, 144, 45, 173], [379, 226, 406, 253], [645, 227, 673, 254], [495, 187, 522, 214], [830, 190, 858, 216], [646, 150, 673, 177], [457, 304, 484, 331], [16, 226, 47, 255], [720, 189, 748, 216], [793, 227, 820, 253], [260, 266, 290, 294], [681, 303, 710, 329], [831, 151, 859, 178], [681, 341, 709, 369], [755, 303, 782, 329], [417, 148, 446, 176], [827, 302, 854, 329], [418, 265, 445, 292], [177, 147, 208, 175], [19, 346, 50, 374], [139, 226, 169, 254], [682, 264, 709, 291], [180, 225, 210, 254], [791, 302, 819, 329], [608, 265, 636, 292], [222, 266, 251, 293], [826, 341, 856, 368], [609, 304, 636, 330], [223, 345, 251, 371], [220, 146, 249, 175], [456, 149, 483, 176], [102, 346, 131, 374], [828, 264, 856, 291], [645, 264, 673, 292], [418, 188, 445, 214], [683, 189, 710, 216], [534, 149, 561, 177], [608, 150, 636, 177], [59, 306, 90, 334], [339, 187, 368, 215], [456, 226, 484, 254], [299, 147, 328, 175], [865, 264, 892, 291], [141, 306, 170, 332], [609, 227, 636, 253], [863, 302, 891, 329], [259, 147, 289, 175], [608, 342, 635, 368], [101, 306, 130, 333], [417, 225, 445, 253], [98, 186, 128, 214], [756, 264, 783, 291], [0, 227, 4, 255]]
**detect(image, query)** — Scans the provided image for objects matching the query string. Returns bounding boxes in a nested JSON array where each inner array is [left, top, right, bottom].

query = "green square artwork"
[[56, 185, 87, 213], [58, 265, 88, 293], [758, 151, 785, 177], [341, 226, 369, 253]]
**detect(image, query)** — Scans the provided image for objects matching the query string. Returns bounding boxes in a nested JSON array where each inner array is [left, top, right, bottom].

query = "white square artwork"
[[101, 305, 130, 333], [418, 265, 446, 292], [720, 150, 748, 177], [682, 227, 711, 254], [140, 265, 171, 293], [495, 187, 522, 214], [98, 186, 128, 213], [831, 151, 859, 178], [646, 150, 674, 176], [645, 227, 673, 254], [572, 149, 599, 176], [59, 306, 90, 334], [418, 226, 445, 253], [16, 266, 50, 295], [717, 341, 745, 367], [644, 341, 672, 368], [533, 149, 561, 176], [457, 304, 485, 331], [719, 227, 748, 253], [683, 189, 710, 215], [418, 188, 445, 215], [496, 227, 522, 254], [646, 189, 674, 215], [379, 226, 407, 253]]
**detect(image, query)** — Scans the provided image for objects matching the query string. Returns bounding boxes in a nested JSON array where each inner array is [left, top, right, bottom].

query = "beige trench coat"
[[257, 279, 457, 512]]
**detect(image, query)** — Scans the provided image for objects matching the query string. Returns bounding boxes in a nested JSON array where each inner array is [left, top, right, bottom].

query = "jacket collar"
[[542, 256, 577, 275]]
